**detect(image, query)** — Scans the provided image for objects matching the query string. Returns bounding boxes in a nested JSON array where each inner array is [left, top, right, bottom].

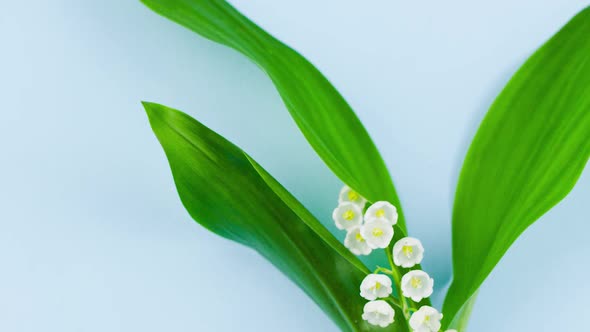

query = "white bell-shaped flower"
[[360, 274, 393, 300], [362, 300, 395, 328], [409, 306, 443, 332], [445, 330, 458, 332], [338, 185, 367, 207], [364, 201, 398, 225], [392, 237, 424, 268], [360, 219, 394, 249], [401, 270, 434, 302], [344, 226, 372, 255], [332, 202, 362, 230]]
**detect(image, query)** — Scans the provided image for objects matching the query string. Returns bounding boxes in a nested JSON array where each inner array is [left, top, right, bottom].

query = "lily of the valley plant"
[[335, 191, 440, 328], [140, 1, 590, 331]]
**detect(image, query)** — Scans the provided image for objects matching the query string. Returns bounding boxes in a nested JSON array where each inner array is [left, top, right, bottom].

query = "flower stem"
[[385, 296, 402, 308], [372, 266, 409, 318], [384, 249, 413, 324]]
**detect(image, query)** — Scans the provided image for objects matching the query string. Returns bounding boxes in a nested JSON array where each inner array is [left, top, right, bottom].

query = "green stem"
[[383, 249, 413, 325], [372, 267, 405, 311], [385, 296, 402, 308], [373, 266, 393, 275]]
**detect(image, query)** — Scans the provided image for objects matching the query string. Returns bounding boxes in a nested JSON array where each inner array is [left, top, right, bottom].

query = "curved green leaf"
[[444, 7, 590, 328], [140, 0, 406, 230], [447, 294, 477, 331], [143, 101, 407, 331]]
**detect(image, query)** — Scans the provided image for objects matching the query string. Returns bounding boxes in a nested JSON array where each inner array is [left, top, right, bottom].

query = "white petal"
[[392, 237, 424, 268], [364, 201, 398, 225], [344, 226, 372, 255], [338, 185, 367, 207], [360, 219, 394, 249], [360, 274, 393, 300], [409, 309, 425, 330], [332, 202, 362, 230], [362, 300, 395, 327], [409, 306, 443, 332], [400, 270, 434, 302]]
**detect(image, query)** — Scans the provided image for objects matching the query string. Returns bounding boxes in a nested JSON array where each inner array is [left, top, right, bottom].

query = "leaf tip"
[[141, 100, 163, 119], [141, 100, 156, 110]]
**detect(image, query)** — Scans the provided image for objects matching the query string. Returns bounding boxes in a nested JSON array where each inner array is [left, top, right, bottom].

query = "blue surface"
[[1, 1, 589, 331]]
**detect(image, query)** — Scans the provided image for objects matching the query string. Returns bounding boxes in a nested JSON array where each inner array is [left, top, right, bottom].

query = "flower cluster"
[[333, 186, 398, 255], [332, 185, 457, 332]]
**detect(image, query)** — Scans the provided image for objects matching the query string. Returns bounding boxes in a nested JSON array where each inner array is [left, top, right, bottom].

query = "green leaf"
[[444, 7, 590, 328], [447, 294, 477, 331], [143, 101, 407, 332], [140, 0, 406, 231]]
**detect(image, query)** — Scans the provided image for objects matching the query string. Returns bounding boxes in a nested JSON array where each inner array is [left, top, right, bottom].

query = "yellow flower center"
[[402, 245, 414, 258], [375, 209, 385, 217], [347, 190, 359, 201], [373, 282, 382, 290], [372, 228, 384, 237], [342, 210, 355, 220], [355, 232, 365, 242], [424, 315, 431, 322], [410, 277, 423, 289]]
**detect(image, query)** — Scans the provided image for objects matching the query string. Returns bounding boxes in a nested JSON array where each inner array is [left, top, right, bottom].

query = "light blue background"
[[1, 1, 589, 331]]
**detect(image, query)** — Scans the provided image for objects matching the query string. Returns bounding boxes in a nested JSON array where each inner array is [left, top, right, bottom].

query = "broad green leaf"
[[140, 0, 407, 231], [447, 294, 477, 331], [444, 7, 590, 328], [143, 101, 407, 332]]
